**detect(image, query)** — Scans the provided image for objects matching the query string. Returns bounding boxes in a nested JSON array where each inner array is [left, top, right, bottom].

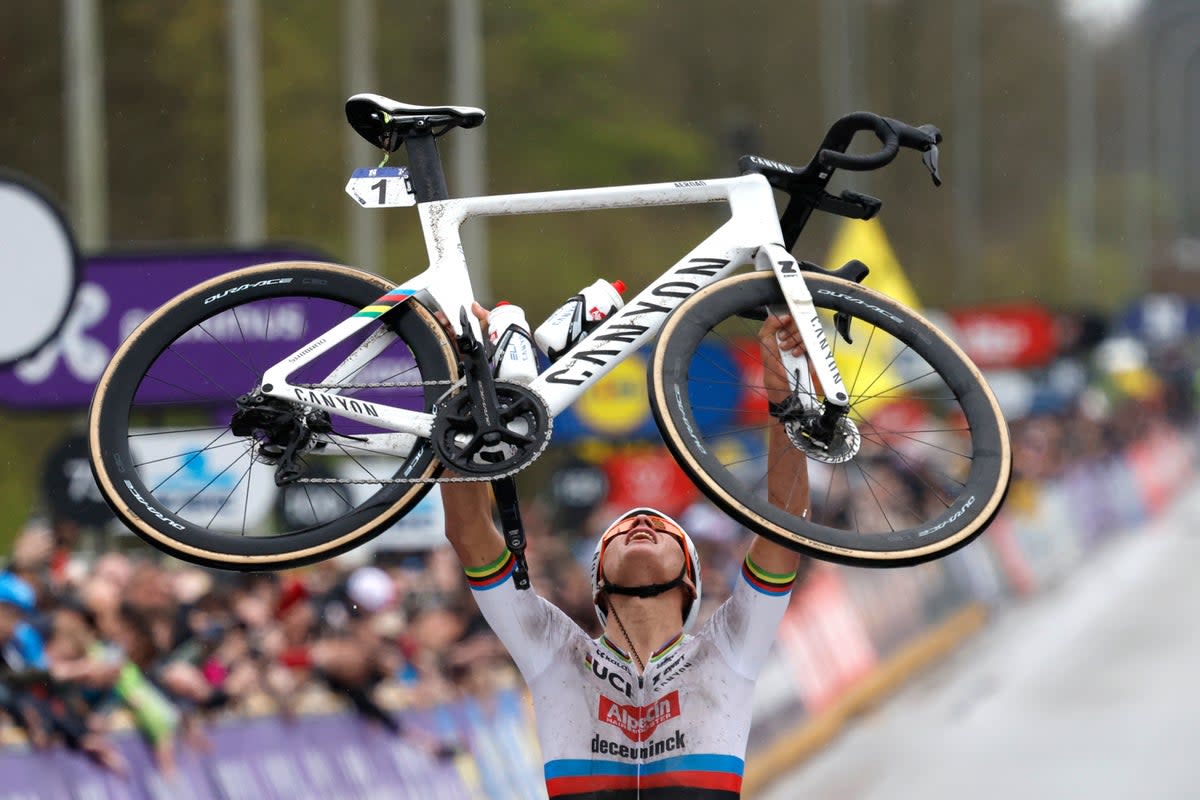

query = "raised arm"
[[746, 314, 810, 579], [439, 302, 511, 571], [440, 481, 507, 570]]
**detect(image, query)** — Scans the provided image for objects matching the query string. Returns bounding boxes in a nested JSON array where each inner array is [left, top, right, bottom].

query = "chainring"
[[430, 381, 552, 477]]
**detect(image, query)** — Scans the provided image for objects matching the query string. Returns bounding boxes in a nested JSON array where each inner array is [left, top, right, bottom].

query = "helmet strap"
[[602, 562, 688, 599]]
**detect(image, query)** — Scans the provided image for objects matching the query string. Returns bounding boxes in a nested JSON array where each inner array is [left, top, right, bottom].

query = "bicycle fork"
[[756, 244, 862, 463]]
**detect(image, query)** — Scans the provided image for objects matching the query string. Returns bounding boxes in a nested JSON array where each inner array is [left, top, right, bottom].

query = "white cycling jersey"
[[465, 549, 797, 799]]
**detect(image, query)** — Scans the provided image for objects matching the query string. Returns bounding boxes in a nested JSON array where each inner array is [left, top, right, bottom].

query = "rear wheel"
[[88, 262, 458, 570], [650, 270, 1010, 567]]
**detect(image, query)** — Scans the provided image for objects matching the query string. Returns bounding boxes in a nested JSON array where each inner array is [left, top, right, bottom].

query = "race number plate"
[[345, 166, 416, 208]]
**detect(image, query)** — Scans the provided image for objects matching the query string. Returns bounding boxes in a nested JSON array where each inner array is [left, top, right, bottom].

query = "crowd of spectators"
[[0, 490, 754, 778], [1, 329, 1196, 778]]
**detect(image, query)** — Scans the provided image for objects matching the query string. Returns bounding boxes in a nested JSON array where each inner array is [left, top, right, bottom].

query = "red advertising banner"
[[947, 303, 1058, 369], [776, 566, 879, 712], [602, 449, 699, 518]]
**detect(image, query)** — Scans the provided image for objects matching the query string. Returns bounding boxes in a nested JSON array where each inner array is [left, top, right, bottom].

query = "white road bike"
[[88, 93, 1011, 574]]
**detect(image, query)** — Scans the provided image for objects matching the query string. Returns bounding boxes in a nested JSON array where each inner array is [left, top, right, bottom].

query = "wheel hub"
[[784, 409, 862, 464]]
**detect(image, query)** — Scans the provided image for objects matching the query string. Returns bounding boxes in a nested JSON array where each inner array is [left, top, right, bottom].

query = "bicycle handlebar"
[[816, 112, 941, 172], [739, 111, 944, 251]]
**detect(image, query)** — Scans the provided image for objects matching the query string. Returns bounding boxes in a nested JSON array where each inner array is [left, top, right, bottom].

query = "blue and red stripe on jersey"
[[544, 753, 743, 799]]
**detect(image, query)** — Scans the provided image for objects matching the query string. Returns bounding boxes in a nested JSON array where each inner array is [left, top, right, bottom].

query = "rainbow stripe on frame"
[[353, 287, 415, 318]]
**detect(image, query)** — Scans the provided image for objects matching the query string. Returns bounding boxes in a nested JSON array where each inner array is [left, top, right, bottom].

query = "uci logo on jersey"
[[587, 653, 634, 699]]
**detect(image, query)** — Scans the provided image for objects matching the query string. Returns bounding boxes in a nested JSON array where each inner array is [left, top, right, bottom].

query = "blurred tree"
[[0, 6, 66, 197]]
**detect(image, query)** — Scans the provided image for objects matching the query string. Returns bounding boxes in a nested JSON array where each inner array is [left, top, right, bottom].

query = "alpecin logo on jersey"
[[598, 691, 680, 742]]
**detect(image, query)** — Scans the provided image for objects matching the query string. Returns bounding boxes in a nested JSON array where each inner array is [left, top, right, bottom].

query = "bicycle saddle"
[[346, 93, 485, 151]]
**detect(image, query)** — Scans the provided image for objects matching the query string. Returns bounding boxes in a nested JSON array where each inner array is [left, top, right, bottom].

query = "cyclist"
[[442, 310, 811, 799]]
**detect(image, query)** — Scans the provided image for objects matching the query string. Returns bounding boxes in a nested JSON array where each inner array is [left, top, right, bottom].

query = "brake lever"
[[922, 144, 942, 187]]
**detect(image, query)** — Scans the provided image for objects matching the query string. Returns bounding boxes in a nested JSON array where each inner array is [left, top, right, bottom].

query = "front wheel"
[[650, 271, 1011, 567], [88, 262, 459, 571]]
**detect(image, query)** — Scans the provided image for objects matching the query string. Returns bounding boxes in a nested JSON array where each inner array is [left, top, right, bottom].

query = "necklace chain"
[[608, 603, 646, 673]]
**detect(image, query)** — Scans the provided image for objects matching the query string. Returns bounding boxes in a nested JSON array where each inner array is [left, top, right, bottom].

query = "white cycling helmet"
[[591, 506, 703, 633]]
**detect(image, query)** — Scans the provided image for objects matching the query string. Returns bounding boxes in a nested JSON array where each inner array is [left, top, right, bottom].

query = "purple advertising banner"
[[0, 700, 504, 800], [0, 745, 71, 799], [0, 248, 334, 410]]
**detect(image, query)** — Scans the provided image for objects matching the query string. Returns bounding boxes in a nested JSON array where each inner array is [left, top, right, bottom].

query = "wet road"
[[758, 480, 1200, 800]]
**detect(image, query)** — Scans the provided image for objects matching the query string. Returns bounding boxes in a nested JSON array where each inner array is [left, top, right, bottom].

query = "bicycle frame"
[[259, 172, 850, 454]]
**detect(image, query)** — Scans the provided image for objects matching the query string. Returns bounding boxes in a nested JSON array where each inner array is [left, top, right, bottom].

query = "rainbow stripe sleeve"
[[464, 549, 516, 591], [740, 555, 797, 596]]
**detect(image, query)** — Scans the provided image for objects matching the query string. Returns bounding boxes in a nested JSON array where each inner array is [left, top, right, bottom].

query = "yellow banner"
[[826, 218, 920, 310], [822, 219, 921, 416]]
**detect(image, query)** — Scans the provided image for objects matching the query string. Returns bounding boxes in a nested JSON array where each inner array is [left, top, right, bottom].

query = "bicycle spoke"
[[134, 437, 245, 470], [847, 323, 877, 399], [176, 443, 254, 517], [719, 451, 770, 469], [206, 459, 255, 529], [144, 430, 238, 491], [856, 424, 973, 463], [198, 312, 263, 379], [129, 426, 230, 437], [137, 370, 234, 404], [242, 454, 254, 536], [157, 344, 245, 399], [325, 439, 385, 483], [230, 305, 251, 366]]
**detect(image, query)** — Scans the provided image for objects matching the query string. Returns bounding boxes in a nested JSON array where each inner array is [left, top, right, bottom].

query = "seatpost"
[[404, 127, 450, 202]]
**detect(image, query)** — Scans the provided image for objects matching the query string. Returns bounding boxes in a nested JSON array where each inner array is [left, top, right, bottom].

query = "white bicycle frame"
[[259, 172, 853, 456]]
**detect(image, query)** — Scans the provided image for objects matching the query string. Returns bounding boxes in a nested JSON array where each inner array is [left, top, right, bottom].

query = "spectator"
[[0, 571, 48, 746], [111, 602, 181, 774], [43, 598, 129, 775]]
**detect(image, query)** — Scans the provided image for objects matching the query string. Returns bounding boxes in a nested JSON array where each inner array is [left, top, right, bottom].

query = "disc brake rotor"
[[783, 409, 862, 464]]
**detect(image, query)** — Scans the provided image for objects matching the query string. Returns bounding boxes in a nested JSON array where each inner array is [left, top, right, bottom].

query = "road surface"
[[758, 479, 1200, 800]]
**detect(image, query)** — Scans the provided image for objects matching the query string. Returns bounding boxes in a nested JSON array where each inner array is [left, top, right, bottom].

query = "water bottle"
[[487, 302, 538, 384], [533, 279, 626, 362]]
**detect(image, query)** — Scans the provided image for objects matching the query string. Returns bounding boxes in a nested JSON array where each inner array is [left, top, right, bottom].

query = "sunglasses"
[[598, 514, 692, 579]]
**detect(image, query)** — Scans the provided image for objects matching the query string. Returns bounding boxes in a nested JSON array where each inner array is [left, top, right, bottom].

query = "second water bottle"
[[533, 278, 626, 362]]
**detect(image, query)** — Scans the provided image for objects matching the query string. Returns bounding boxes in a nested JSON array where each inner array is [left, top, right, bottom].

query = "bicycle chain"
[[293, 470, 515, 485], [287, 379, 552, 484], [296, 380, 457, 389]]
